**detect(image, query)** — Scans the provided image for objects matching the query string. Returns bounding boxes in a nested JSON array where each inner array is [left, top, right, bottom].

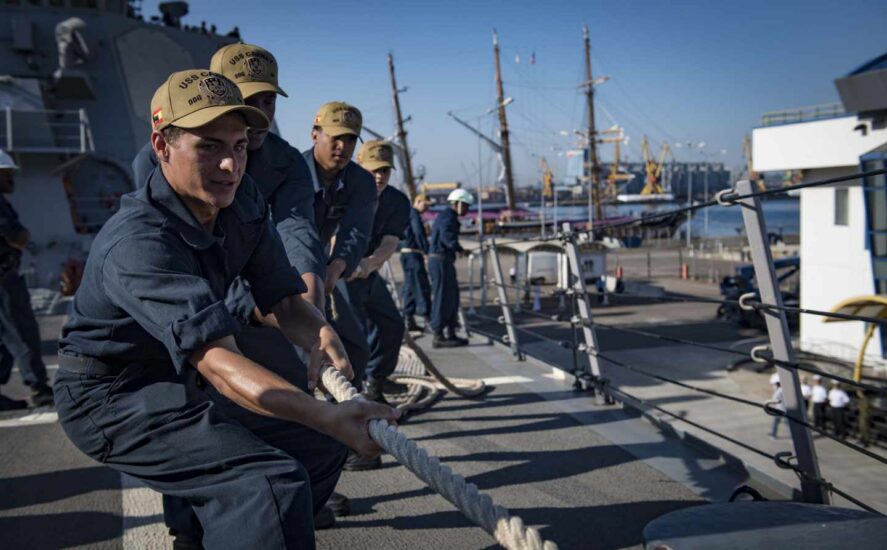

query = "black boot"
[[405, 315, 422, 332], [29, 383, 54, 407], [445, 327, 468, 347], [0, 393, 28, 411], [325, 492, 351, 517], [362, 378, 391, 406], [313, 505, 336, 530], [381, 378, 409, 394], [343, 450, 382, 471], [432, 331, 457, 348]]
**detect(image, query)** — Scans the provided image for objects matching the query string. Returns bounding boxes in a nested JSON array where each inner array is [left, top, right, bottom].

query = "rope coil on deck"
[[321, 367, 558, 550]]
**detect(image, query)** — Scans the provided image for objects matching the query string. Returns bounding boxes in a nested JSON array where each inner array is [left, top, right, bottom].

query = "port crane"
[[640, 136, 672, 195], [600, 126, 632, 201]]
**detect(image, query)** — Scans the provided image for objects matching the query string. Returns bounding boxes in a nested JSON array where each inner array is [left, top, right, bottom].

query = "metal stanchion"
[[735, 179, 828, 504], [382, 261, 404, 312], [489, 239, 523, 360], [561, 223, 610, 404], [467, 252, 477, 315]]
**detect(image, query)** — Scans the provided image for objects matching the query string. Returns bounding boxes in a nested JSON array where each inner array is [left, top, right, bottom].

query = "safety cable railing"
[[458, 168, 887, 513], [471, 305, 887, 469], [490, 279, 887, 326], [509, 307, 887, 395], [468, 306, 885, 514]]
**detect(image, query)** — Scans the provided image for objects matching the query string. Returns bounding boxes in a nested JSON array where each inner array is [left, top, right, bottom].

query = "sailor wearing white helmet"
[[0, 149, 53, 410], [428, 188, 473, 348]]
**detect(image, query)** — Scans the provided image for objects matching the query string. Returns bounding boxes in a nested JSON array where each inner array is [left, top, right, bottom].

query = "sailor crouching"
[[54, 70, 398, 549]]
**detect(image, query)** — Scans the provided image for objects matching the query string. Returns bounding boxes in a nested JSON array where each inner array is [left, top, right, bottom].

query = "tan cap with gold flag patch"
[[150, 70, 269, 131], [313, 101, 362, 137]]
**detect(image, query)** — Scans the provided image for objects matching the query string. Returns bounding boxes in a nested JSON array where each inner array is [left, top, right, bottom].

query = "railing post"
[[561, 222, 610, 403], [5, 107, 12, 151], [467, 252, 476, 315], [381, 261, 403, 313], [79, 108, 87, 153], [489, 239, 523, 360], [735, 179, 828, 504]]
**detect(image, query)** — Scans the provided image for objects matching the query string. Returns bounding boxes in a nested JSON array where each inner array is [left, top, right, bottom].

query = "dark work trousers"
[[0, 270, 47, 387], [55, 326, 346, 549], [813, 401, 828, 430], [327, 280, 369, 391], [347, 272, 404, 383], [162, 325, 344, 543], [429, 256, 460, 334], [400, 252, 431, 317], [832, 406, 848, 439]]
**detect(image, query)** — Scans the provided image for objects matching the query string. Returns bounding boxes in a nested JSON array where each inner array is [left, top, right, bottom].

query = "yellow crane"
[[743, 134, 767, 192], [640, 136, 671, 195], [540, 156, 554, 199], [603, 129, 633, 201]]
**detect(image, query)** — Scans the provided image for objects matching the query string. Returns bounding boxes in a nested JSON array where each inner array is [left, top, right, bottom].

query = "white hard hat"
[[0, 149, 18, 170], [447, 188, 474, 205]]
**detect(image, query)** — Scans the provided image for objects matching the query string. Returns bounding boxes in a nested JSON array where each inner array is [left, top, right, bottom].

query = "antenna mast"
[[493, 30, 517, 210], [388, 53, 417, 200]]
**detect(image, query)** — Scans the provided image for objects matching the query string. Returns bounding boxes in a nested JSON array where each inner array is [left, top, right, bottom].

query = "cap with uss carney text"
[[150, 70, 269, 132], [313, 101, 362, 137], [210, 43, 288, 99], [357, 140, 396, 171]]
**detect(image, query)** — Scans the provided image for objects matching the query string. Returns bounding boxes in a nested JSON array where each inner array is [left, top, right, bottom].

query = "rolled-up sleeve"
[[102, 236, 241, 373], [381, 192, 410, 240], [241, 214, 307, 314], [272, 151, 326, 278], [329, 169, 376, 276]]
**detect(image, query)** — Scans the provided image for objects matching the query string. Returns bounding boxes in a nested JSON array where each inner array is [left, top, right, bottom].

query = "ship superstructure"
[[1, 1, 236, 291]]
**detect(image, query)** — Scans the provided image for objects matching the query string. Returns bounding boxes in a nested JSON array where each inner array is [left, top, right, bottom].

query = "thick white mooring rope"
[[322, 367, 558, 550]]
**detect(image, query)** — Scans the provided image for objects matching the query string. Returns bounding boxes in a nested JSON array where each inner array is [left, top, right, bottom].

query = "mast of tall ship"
[[583, 24, 603, 225], [388, 52, 417, 200], [492, 30, 517, 211]]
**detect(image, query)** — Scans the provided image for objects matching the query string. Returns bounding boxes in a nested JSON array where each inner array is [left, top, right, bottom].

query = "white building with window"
[[752, 54, 887, 367]]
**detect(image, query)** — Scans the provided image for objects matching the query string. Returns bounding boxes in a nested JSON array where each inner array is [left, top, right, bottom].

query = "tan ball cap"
[[357, 140, 396, 171], [210, 43, 287, 99], [313, 101, 362, 137], [150, 70, 269, 132]]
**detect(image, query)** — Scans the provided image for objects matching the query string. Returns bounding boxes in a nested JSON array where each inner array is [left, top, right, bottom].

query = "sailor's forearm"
[[191, 337, 334, 434], [365, 236, 399, 272]]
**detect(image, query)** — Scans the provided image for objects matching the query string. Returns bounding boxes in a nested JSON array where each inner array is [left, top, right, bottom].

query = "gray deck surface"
[[1, 317, 730, 549]]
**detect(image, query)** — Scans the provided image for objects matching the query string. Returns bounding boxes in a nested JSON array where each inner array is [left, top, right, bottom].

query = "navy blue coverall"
[[303, 147, 377, 389], [400, 207, 431, 318], [54, 168, 346, 549], [0, 195, 48, 390], [346, 185, 409, 384], [429, 207, 464, 334], [133, 133, 331, 540]]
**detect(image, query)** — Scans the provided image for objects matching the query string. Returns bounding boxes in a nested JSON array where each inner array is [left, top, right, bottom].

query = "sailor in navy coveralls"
[[399, 193, 432, 332], [429, 189, 473, 348], [54, 70, 397, 549], [348, 140, 410, 411]]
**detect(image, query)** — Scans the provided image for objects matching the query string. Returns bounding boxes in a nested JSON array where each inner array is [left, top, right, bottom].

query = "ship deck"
[[1, 316, 738, 549]]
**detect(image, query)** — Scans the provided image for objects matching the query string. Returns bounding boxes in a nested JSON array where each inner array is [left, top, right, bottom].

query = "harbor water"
[[529, 198, 800, 238]]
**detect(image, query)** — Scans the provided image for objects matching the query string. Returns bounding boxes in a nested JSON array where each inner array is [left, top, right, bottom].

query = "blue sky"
[[144, 0, 887, 187]]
